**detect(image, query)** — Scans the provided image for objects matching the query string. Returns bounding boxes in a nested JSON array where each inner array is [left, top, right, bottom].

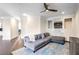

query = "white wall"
[[74, 7, 79, 37], [2, 17, 11, 40], [10, 17, 19, 39], [21, 14, 40, 38], [40, 16, 47, 33], [66, 6, 79, 38], [0, 17, 19, 40]]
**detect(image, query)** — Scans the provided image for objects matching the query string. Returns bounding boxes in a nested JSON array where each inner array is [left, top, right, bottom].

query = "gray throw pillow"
[[35, 34, 42, 40], [38, 34, 42, 39], [35, 35, 38, 40], [44, 33, 50, 37], [41, 34, 45, 39]]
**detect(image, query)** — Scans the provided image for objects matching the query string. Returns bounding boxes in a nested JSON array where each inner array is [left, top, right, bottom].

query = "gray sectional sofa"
[[24, 33, 65, 52]]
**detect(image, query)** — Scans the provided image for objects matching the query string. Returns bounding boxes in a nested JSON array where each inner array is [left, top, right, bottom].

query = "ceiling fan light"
[[46, 10, 48, 11]]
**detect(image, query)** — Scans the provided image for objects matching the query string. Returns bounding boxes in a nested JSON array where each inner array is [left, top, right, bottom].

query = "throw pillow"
[[38, 34, 42, 39], [44, 33, 50, 37], [35, 34, 42, 40], [35, 35, 38, 40], [41, 33, 45, 39], [29, 34, 35, 42]]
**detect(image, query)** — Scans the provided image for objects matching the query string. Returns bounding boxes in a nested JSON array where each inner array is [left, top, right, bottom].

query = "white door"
[[64, 20, 72, 41]]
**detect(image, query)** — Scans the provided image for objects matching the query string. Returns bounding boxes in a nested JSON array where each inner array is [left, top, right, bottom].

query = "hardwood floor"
[[0, 37, 11, 55], [0, 35, 24, 55], [11, 35, 24, 51]]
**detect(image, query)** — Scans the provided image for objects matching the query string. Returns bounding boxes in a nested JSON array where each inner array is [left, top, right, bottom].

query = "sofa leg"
[[24, 46, 26, 48], [61, 43, 64, 45], [33, 51, 35, 53]]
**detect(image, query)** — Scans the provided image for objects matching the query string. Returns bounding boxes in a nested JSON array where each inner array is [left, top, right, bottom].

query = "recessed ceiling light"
[[22, 13, 28, 16], [61, 11, 64, 14], [0, 17, 4, 19]]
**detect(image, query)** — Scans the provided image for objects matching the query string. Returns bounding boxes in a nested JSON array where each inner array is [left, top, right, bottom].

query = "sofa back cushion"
[[41, 34, 45, 39], [27, 33, 50, 41], [35, 35, 38, 40], [35, 33, 50, 40], [38, 34, 42, 39], [35, 33, 46, 40], [35, 34, 42, 40], [44, 33, 50, 37]]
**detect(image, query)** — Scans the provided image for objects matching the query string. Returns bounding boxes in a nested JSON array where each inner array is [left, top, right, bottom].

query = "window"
[[48, 20, 52, 29]]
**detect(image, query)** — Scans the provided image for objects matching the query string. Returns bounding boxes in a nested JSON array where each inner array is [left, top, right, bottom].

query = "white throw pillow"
[[29, 34, 35, 42]]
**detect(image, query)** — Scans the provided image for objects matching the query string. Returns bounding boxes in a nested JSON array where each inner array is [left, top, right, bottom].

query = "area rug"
[[12, 43, 69, 55]]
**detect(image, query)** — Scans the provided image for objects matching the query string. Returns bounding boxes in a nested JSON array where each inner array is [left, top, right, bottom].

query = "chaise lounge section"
[[50, 36, 65, 45]]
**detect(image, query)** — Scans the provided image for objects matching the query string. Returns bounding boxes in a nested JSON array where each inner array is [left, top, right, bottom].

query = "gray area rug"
[[12, 43, 69, 55]]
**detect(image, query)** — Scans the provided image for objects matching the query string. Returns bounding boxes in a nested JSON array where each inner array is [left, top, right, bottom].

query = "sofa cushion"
[[35, 35, 38, 40], [44, 33, 50, 37], [38, 34, 42, 39], [41, 33, 45, 39], [35, 34, 43, 40], [35, 33, 50, 40]]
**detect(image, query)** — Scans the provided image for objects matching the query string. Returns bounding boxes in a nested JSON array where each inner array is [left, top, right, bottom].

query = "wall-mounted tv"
[[0, 28, 2, 31], [54, 21, 62, 29]]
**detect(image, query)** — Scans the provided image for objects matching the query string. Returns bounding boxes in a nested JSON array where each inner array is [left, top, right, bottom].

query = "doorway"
[[64, 18, 72, 41]]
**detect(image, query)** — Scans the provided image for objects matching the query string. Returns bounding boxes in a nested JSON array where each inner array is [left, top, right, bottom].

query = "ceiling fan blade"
[[44, 3, 48, 9], [48, 9, 58, 12], [40, 10, 46, 13], [41, 3, 58, 13]]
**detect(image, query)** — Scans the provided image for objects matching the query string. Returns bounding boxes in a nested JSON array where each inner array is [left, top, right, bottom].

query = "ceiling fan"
[[40, 3, 58, 13]]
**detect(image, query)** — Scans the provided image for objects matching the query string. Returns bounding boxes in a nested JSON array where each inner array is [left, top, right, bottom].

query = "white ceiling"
[[0, 3, 78, 17], [41, 3, 78, 17]]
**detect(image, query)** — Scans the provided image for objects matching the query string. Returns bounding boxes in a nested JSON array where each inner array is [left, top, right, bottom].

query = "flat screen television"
[[0, 28, 2, 31], [54, 22, 62, 28]]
